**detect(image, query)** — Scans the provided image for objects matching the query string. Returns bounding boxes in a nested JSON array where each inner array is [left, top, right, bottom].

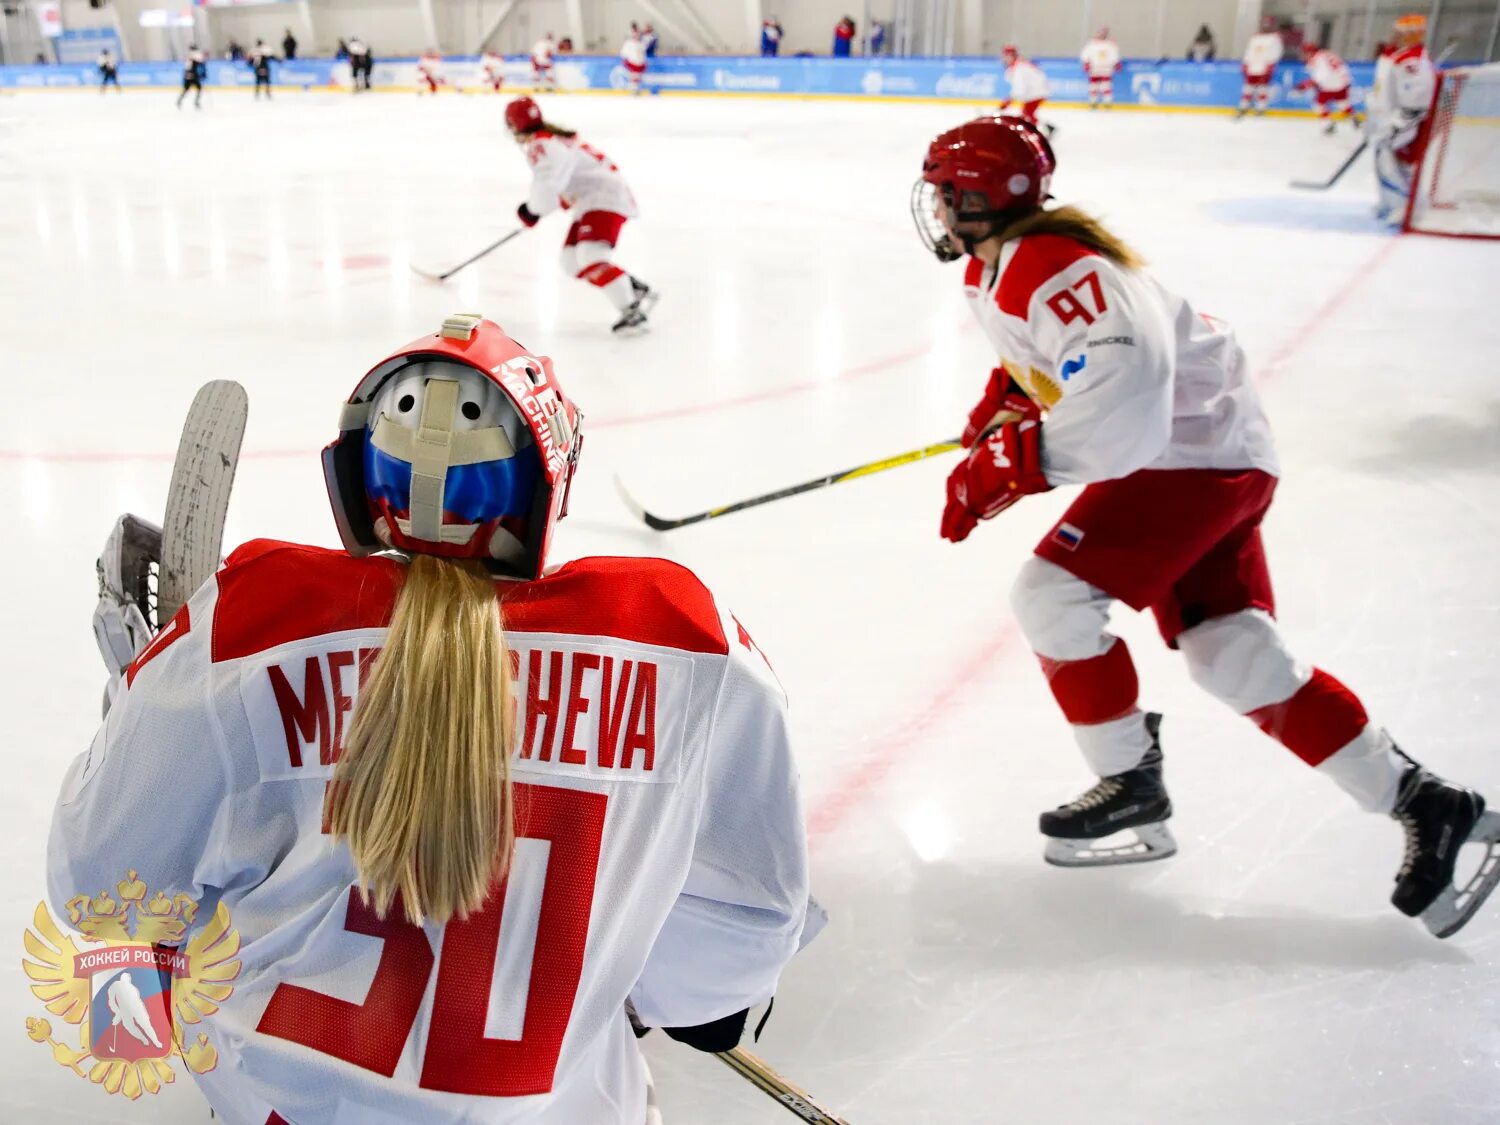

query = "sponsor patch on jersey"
[[1087, 335, 1135, 348], [1060, 353, 1087, 382], [1052, 522, 1085, 551]]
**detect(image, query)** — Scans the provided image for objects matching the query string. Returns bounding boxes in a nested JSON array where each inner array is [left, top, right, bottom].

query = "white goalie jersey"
[[48, 540, 811, 1125]]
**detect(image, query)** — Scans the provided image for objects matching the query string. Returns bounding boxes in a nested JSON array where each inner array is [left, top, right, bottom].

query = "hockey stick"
[[157, 381, 249, 622], [412, 228, 524, 282], [1290, 139, 1368, 190], [715, 1048, 852, 1124], [614, 438, 961, 531]]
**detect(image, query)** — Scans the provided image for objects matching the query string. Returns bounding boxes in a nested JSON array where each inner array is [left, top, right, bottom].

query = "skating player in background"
[[1079, 27, 1120, 109], [481, 46, 505, 92], [417, 48, 444, 94], [62, 314, 811, 1121], [507, 97, 657, 333], [1002, 44, 1050, 133], [911, 115, 1500, 938], [1238, 15, 1283, 118], [1298, 40, 1359, 132], [642, 23, 658, 57], [620, 28, 648, 95], [176, 44, 206, 110], [248, 39, 274, 100], [1368, 13, 1436, 225], [347, 37, 371, 91], [999, 45, 1051, 133], [97, 48, 119, 93], [531, 33, 557, 91]]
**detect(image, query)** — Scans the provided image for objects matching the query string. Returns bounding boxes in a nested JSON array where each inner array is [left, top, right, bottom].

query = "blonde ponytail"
[[326, 554, 514, 925], [999, 204, 1146, 270]]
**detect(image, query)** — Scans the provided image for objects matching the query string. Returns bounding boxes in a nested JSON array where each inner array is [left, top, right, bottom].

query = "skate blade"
[[1421, 812, 1500, 939], [1044, 822, 1177, 868], [637, 288, 661, 315]]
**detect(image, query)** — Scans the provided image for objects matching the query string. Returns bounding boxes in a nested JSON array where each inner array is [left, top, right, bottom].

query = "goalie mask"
[[912, 115, 1056, 263], [323, 314, 582, 579]]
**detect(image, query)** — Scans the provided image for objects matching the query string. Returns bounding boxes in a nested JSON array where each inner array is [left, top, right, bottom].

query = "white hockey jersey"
[[1242, 32, 1284, 77], [961, 235, 1279, 485], [1369, 46, 1435, 146], [1004, 58, 1049, 103], [48, 541, 810, 1125], [523, 132, 639, 220], [532, 38, 554, 68], [1304, 48, 1351, 92], [1080, 38, 1120, 79], [620, 37, 646, 67]]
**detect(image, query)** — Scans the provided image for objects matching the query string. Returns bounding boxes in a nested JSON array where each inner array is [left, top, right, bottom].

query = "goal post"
[[1403, 63, 1500, 239]]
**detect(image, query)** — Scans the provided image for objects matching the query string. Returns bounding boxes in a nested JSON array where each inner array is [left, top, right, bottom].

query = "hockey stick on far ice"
[[157, 381, 248, 622], [412, 228, 525, 282], [614, 438, 962, 531]]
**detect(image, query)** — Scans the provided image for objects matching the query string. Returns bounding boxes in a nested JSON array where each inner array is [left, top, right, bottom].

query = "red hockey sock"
[[1246, 667, 1368, 766], [1037, 638, 1139, 726], [578, 262, 625, 287]]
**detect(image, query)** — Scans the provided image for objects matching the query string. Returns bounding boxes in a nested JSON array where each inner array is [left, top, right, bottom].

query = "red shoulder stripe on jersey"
[[996, 235, 1100, 319], [501, 556, 728, 655], [212, 542, 728, 662], [963, 257, 985, 289], [1392, 45, 1427, 65]]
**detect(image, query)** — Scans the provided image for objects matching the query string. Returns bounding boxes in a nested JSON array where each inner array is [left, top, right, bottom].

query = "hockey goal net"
[[1404, 63, 1500, 238]]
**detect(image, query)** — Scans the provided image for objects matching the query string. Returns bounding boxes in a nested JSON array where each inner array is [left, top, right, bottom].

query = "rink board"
[[0, 55, 1386, 113]]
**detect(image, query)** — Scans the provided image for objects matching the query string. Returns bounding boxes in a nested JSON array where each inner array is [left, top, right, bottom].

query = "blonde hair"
[[326, 554, 515, 926], [999, 204, 1146, 270]]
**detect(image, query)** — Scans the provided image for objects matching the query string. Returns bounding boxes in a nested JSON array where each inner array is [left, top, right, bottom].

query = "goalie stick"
[[615, 438, 961, 531], [412, 228, 525, 282], [157, 380, 249, 622], [1290, 139, 1368, 190]]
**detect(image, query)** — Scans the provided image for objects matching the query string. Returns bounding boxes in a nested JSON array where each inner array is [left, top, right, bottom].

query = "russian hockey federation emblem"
[[21, 870, 241, 1099]]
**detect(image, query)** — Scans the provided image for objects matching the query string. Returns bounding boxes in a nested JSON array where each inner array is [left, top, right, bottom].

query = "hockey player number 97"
[[257, 783, 608, 1096]]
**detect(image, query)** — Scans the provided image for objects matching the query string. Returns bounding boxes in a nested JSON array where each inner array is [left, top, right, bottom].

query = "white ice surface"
[[2, 90, 1498, 1124]]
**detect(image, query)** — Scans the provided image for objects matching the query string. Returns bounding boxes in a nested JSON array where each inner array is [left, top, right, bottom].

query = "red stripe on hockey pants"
[[578, 262, 625, 287], [1037, 637, 1139, 725], [1246, 668, 1368, 766]]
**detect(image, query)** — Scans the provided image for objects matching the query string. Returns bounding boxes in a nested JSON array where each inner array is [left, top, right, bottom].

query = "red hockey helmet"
[[323, 314, 582, 580], [505, 96, 542, 134], [1001, 43, 1019, 63], [1300, 40, 1319, 57], [912, 115, 1056, 263]]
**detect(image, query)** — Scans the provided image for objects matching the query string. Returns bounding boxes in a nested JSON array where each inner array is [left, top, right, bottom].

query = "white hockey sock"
[[1075, 710, 1155, 777], [1316, 725, 1407, 813], [602, 271, 635, 311]]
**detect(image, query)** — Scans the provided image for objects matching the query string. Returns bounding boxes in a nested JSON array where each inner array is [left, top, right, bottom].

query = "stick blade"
[[158, 380, 249, 621], [612, 473, 681, 531], [410, 264, 450, 283]]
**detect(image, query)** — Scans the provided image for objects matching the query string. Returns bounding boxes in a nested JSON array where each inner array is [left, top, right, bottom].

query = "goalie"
[[1368, 13, 1437, 224]]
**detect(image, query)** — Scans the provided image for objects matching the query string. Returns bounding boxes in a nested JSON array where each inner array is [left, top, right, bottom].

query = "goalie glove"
[[941, 419, 1049, 543], [961, 366, 1041, 448], [94, 514, 162, 709]]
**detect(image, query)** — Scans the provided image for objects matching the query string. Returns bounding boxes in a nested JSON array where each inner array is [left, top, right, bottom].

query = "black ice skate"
[[630, 276, 660, 315], [1390, 764, 1500, 939], [1040, 713, 1176, 867], [611, 303, 649, 334]]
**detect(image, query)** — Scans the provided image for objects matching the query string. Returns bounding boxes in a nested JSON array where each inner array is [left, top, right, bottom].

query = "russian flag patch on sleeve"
[[1051, 522, 1085, 550]]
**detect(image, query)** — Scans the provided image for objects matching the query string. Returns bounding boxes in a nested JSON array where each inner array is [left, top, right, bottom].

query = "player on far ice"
[[1238, 16, 1283, 118], [481, 47, 505, 92], [621, 27, 648, 95], [176, 44, 206, 110], [248, 39, 275, 100], [531, 33, 557, 92], [1079, 27, 1120, 109], [507, 97, 658, 333], [1298, 40, 1360, 133], [417, 48, 445, 95], [59, 314, 813, 1121], [1367, 13, 1436, 225], [97, 49, 120, 93], [910, 114, 1500, 939], [999, 45, 1052, 136]]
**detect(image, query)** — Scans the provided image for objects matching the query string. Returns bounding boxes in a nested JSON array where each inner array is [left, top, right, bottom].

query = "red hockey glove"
[[516, 203, 540, 228], [941, 419, 1049, 543], [961, 367, 1040, 448]]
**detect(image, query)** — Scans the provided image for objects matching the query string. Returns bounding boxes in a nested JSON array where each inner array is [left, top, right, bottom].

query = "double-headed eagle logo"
[[21, 870, 241, 1099]]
